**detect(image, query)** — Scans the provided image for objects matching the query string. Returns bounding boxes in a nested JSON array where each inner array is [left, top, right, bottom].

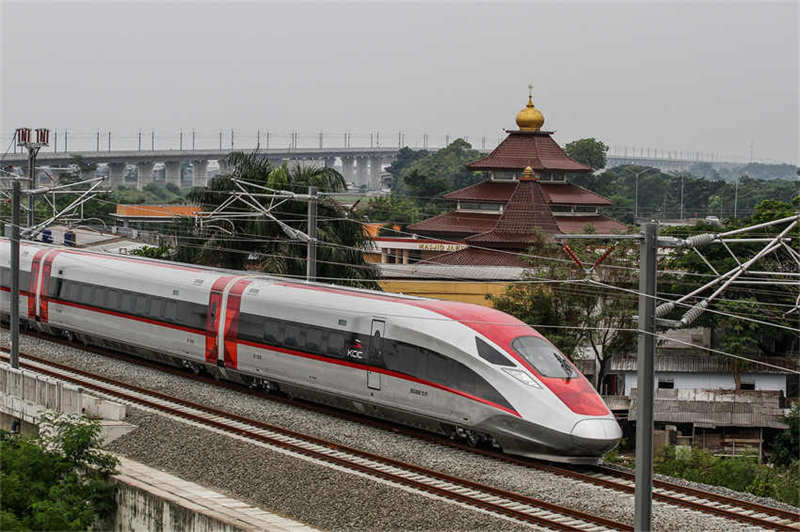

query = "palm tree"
[[175, 152, 379, 288]]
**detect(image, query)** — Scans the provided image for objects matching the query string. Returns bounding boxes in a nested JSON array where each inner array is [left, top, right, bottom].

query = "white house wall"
[[622, 372, 786, 396]]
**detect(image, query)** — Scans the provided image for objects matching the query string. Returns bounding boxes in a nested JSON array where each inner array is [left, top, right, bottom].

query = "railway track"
[[3, 352, 630, 532], [5, 331, 800, 530]]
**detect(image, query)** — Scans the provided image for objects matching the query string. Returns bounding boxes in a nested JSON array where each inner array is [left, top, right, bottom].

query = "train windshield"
[[510, 336, 577, 379]]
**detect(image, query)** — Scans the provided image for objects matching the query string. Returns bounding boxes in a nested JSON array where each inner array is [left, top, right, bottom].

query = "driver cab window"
[[510, 336, 577, 379]]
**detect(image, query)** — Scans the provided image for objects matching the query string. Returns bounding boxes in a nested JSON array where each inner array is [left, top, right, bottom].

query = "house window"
[[658, 378, 675, 389], [740, 378, 755, 391]]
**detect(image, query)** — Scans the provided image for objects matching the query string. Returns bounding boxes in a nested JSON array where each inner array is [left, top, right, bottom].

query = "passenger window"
[[81, 285, 94, 305], [476, 337, 514, 366], [306, 328, 323, 353], [135, 295, 147, 315], [95, 288, 107, 308], [511, 336, 576, 379], [121, 293, 135, 313], [263, 320, 281, 344], [164, 300, 177, 321], [285, 325, 300, 347], [326, 332, 346, 358]]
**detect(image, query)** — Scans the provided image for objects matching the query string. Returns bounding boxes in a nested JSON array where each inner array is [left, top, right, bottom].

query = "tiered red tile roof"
[[466, 178, 559, 248], [467, 131, 593, 172], [402, 93, 627, 267], [444, 181, 613, 206]]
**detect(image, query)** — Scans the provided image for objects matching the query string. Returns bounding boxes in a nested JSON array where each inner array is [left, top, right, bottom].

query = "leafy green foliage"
[[0, 413, 118, 530], [570, 165, 798, 223], [129, 244, 172, 259], [656, 446, 799, 506], [773, 403, 800, 467], [389, 139, 485, 214], [489, 231, 638, 392], [356, 195, 421, 227], [170, 152, 380, 288], [564, 138, 609, 170], [660, 201, 799, 360]]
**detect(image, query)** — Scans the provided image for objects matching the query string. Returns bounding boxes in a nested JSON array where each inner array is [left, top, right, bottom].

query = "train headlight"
[[502, 368, 541, 389]]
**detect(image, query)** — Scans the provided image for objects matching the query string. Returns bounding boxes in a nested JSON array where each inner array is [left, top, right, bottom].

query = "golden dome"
[[521, 166, 535, 180], [516, 88, 544, 131]]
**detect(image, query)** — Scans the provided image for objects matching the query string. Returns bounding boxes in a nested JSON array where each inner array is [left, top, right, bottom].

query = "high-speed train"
[[0, 239, 621, 463]]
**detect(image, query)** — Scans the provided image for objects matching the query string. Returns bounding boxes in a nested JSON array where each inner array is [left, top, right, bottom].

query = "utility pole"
[[138, 131, 142, 151], [306, 186, 318, 282], [64, 130, 68, 152], [634, 222, 657, 532], [9, 177, 20, 369], [151, 131, 155, 151], [108, 131, 111, 151], [11, 127, 49, 368], [180, 130, 183, 151], [734, 177, 739, 219], [554, 222, 659, 532]]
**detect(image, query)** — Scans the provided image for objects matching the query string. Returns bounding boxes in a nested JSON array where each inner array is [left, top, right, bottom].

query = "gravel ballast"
[[6, 330, 792, 530]]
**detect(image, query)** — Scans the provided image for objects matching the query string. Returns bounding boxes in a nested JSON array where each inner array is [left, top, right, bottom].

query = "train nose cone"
[[570, 418, 623, 454]]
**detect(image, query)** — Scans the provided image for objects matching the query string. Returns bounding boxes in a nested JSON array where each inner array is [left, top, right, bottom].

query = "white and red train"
[[0, 240, 621, 463]]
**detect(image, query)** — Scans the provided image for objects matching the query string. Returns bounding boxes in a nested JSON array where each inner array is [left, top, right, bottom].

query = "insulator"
[[680, 300, 708, 327], [655, 301, 675, 317], [684, 233, 715, 247]]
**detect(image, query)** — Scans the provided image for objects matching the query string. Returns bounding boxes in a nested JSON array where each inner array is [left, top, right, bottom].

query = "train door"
[[366, 319, 385, 390]]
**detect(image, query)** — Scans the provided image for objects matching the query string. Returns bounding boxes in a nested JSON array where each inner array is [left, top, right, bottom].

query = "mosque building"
[[374, 90, 625, 270]]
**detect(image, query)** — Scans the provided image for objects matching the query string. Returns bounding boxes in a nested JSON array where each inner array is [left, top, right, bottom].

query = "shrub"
[[0, 413, 118, 530]]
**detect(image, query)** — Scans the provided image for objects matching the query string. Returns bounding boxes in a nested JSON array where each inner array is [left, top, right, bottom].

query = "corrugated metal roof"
[[115, 204, 200, 217], [610, 353, 799, 374], [629, 389, 788, 429]]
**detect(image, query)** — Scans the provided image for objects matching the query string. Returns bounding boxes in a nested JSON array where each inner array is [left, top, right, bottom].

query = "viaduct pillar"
[[165, 161, 182, 188], [340, 156, 353, 182], [136, 161, 154, 190], [217, 159, 229, 174], [355, 157, 368, 189], [108, 162, 127, 189], [369, 157, 383, 190], [324, 156, 336, 169], [192, 160, 208, 187]]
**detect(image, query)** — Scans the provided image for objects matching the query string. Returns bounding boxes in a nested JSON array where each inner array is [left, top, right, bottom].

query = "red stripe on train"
[[204, 276, 236, 364], [27, 249, 48, 319], [39, 250, 62, 322], [223, 279, 251, 369]]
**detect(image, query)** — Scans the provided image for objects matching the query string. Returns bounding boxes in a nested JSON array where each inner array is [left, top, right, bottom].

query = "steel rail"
[[2, 351, 630, 532], [4, 330, 798, 530]]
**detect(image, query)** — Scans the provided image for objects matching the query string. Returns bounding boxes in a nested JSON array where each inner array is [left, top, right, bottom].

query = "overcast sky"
[[1, 1, 797, 164]]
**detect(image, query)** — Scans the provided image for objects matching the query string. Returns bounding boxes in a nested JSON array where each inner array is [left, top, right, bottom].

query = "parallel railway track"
[[3, 352, 630, 532], [4, 330, 799, 530]]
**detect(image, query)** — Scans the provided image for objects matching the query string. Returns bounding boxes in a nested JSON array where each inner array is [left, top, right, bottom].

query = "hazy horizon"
[[2, 1, 797, 165]]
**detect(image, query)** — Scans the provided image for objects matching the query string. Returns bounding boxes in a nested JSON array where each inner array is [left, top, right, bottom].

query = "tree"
[[660, 202, 800, 359], [564, 138, 609, 170], [391, 139, 484, 213], [172, 152, 380, 288], [489, 231, 638, 392], [773, 403, 799, 466], [0, 413, 118, 531], [357, 195, 420, 226], [385, 147, 427, 183]]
